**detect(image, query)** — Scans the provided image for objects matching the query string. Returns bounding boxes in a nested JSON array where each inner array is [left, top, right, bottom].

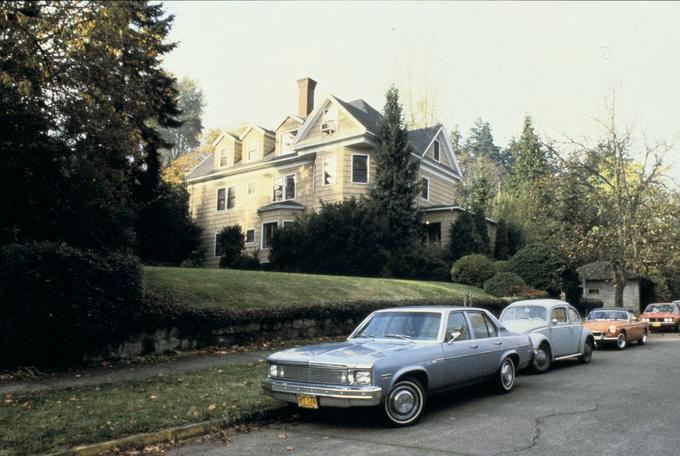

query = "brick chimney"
[[297, 77, 317, 118]]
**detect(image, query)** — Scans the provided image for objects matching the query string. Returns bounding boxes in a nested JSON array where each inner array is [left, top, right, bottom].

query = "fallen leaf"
[[208, 404, 216, 412], [277, 433, 288, 440], [286, 447, 294, 452], [148, 395, 157, 400]]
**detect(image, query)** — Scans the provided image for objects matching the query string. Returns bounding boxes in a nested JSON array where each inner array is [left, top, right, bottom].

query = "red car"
[[640, 302, 680, 331]]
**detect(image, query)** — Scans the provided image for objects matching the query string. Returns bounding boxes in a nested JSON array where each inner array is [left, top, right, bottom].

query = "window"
[[219, 148, 229, 167], [280, 130, 297, 155], [282, 220, 294, 229], [214, 232, 222, 257], [433, 140, 440, 162], [551, 307, 568, 324], [226, 186, 236, 209], [421, 176, 429, 200], [248, 140, 258, 162], [587, 288, 600, 294], [323, 156, 336, 185], [261, 222, 278, 249], [245, 228, 255, 244], [273, 174, 295, 201], [216, 188, 226, 211], [321, 107, 338, 133], [468, 312, 497, 339], [446, 312, 470, 341], [248, 182, 256, 196], [425, 222, 441, 245], [351, 154, 368, 184], [567, 308, 580, 323]]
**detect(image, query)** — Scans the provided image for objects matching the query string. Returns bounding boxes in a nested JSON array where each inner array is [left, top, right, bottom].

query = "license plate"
[[652, 323, 661, 327], [296, 394, 318, 409], [595, 335, 603, 340]]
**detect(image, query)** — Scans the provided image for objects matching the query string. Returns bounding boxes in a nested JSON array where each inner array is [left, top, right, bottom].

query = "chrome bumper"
[[262, 378, 383, 407]]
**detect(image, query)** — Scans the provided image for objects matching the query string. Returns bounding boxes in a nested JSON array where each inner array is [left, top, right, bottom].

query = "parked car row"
[[262, 298, 676, 426]]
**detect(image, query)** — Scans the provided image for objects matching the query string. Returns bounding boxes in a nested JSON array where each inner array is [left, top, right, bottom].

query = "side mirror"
[[551, 318, 559, 325], [447, 331, 462, 344]]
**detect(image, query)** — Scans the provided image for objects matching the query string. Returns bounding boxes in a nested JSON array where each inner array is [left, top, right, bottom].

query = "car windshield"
[[587, 311, 629, 321], [501, 305, 548, 322], [644, 304, 674, 313], [352, 311, 441, 341]]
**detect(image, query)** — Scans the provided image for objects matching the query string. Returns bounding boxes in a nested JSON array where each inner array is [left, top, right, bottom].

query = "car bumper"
[[262, 378, 383, 407], [645, 322, 676, 328]]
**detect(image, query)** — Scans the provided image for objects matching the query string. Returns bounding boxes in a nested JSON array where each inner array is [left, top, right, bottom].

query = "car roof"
[[374, 306, 489, 313], [504, 299, 571, 310]]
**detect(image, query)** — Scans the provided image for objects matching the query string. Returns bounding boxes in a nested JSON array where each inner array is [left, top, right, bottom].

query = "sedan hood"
[[502, 319, 549, 334], [267, 340, 422, 368], [584, 321, 622, 332]]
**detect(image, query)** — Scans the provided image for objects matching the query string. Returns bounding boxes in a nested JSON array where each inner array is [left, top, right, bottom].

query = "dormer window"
[[433, 140, 440, 162], [280, 130, 297, 155], [219, 148, 229, 167], [320, 107, 338, 134], [248, 140, 259, 162]]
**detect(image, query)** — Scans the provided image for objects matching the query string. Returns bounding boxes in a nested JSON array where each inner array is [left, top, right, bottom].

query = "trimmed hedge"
[[484, 272, 526, 297], [0, 242, 143, 368], [451, 254, 495, 288], [508, 243, 579, 300]]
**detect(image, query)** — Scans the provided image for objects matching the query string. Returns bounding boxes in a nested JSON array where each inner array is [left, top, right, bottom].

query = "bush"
[[493, 260, 510, 274], [449, 211, 488, 261], [217, 225, 246, 268], [508, 243, 578, 298], [0, 242, 143, 368], [484, 272, 526, 297], [451, 254, 495, 288], [180, 248, 206, 268], [389, 246, 450, 281]]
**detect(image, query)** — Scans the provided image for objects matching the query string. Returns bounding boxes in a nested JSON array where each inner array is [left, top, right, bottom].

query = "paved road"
[[168, 333, 680, 456]]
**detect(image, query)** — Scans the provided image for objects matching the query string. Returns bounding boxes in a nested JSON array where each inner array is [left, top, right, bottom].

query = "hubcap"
[[501, 360, 514, 388], [391, 389, 416, 415], [618, 335, 625, 348], [535, 348, 549, 368], [642, 332, 647, 342]]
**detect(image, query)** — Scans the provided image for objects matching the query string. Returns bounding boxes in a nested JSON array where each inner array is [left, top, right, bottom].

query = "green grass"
[[0, 362, 277, 455], [143, 266, 496, 311]]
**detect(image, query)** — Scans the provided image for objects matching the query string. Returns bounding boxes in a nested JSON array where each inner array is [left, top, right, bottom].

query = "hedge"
[[0, 242, 143, 368], [451, 254, 495, 288], [483, 272, 526, 297]]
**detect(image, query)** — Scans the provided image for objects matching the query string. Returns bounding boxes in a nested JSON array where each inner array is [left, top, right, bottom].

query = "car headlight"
[[665, 318, 673, 322], [268, 364, 282, 378], [608, 326, 618, 334], [345, 369, 372, 385], [641, 318, 649, 322]]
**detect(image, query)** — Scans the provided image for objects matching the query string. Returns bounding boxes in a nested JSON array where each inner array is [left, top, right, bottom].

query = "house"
[[577, 261, 641, 310], [187, 77, 495, 267]]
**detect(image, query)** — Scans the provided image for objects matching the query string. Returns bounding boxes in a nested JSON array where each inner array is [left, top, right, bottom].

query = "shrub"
[[449, 211, 488, 261], [451, 254, 495, 288], [389, 245, 450, 282], [494, 218, 510, 260], [217, 225, 245, 268], [484, 272, 526, 297], [232, 251, 261, 270], [493, 260, 510, 274], [180, 248, 206, 268], [508, 243, 578, 298], [0, 242, 143, 368]]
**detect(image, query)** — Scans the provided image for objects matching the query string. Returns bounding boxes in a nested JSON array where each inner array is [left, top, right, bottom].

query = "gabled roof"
[[186, 151, 302, 181], [211, 131, 240, 148], [274, 114, 305, 132], [257, 201, 306, 213], [577, 261, 638, 281], [408, 125, 442, 154], [336, 98, 384, 136], [240, 125, 275, 139]]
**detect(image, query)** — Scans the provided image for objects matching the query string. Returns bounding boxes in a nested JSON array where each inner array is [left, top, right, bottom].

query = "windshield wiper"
[[385, 334, 414, 342]]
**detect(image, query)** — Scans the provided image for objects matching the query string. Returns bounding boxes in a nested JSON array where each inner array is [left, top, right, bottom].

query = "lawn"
[[143, 266, 496, 311], [0, 362, 277, 455]]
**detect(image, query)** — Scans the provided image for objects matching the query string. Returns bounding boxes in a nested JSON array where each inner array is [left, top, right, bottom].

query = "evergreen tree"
[[508, 116, 551, 188], [369, 87, 421, 251], [494, 218, 510, 260], [449, 211, 487, 261], [158, 78, 205, 165], [473, 207, 491, 255], [464, 119, 512, 171]]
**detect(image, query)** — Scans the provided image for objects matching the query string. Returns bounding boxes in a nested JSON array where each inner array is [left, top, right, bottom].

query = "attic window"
[[248, 140, 259, 162], [219, 148, 229, 167], [433, 140, 440, 162], [280, 130, 297, 155], [321, 107, 338, 134]]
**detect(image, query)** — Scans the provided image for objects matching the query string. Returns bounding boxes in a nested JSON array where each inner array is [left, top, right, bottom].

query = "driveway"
[[167, 333, 680, 456]]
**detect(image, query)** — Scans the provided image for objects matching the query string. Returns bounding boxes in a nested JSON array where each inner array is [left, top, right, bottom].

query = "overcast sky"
[[162, 1, 680, 182]]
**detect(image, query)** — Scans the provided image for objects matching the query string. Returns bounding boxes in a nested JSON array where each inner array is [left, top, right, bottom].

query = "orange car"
[[640, 302, 680, 332], [584, 308, 648, 350]]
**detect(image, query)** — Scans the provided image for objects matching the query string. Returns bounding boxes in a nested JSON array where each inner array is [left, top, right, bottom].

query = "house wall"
[[423, 130, 454, 169], [582, 279, 640, 310], [419, 168, 455, 207]]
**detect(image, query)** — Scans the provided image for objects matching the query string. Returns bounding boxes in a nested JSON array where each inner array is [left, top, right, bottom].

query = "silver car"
[[499, 299, 594, 373], [262, 306, 533, 426]]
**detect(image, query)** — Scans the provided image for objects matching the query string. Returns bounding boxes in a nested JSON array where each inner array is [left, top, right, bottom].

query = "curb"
[[46, 406, 290, 456]]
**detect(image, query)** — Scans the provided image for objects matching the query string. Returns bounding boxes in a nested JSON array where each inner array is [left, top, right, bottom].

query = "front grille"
[[649, 318, 664, 322], [592, 332, 604, 337], [278, 364, 346, 385]]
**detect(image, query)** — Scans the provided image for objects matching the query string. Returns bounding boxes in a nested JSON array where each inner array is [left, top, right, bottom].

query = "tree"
[[463, 119, 512, 171], [0, 1, 179, 252], [369, 87, 421, 252], [162, 128, 221, 184], [507, 116, 551, 189], [449, 211, 487, 261], [217, 225, 246, 268], [454, 154, 503, 211], [157, 78, 205, 165], [473, 207, 491, 255], [494, 218, 510, 260]]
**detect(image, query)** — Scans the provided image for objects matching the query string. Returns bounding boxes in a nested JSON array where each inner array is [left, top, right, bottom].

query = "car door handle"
[[469, 345, 479, 349], [494, 341, 503, 346]]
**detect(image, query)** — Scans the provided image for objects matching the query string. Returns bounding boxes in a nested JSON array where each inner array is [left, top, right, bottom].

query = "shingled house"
[[577, 261, 642, 310], [186, 77, 495, 266]]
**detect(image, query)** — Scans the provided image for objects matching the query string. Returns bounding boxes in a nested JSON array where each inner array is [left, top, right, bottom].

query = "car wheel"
[[532, 343, 552, 374], [579, 339, 593, 364], [383, 378, 426, 427], [616, 333, 627, 350], [638, 329, 648, 345], [494, 357, 516, 394]]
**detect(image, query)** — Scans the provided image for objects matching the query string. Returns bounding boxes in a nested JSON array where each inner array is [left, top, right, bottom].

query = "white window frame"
[[351, 153, 369, 184], [433, 140, 441, 162], [226, 185, 236, 210], [272, 173, 296, 202], [280, 129, 297, 155], [421, 176, 430, 201], [216, 187, 226, 212], [320, 107, 338, 133], [322, 155, 336, 186], [261, 221, 279, 249], [247, 139, 259, 162], [281, 219, 294, 229], [245, 227, 256, 245], [219, 148, 230, 167]]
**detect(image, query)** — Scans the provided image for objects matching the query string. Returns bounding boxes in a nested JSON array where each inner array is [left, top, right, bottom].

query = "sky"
[[161, 1, 680, 182]]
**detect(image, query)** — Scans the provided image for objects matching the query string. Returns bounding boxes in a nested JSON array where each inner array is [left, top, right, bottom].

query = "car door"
[[433, 311, 477, 389], [550, 306, 573, 356], [465, 311, 500, 376], [566, 307, 583, 354]]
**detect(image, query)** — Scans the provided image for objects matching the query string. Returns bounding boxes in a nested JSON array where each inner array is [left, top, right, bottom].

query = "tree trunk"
[[612, 264, 627, 307]]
